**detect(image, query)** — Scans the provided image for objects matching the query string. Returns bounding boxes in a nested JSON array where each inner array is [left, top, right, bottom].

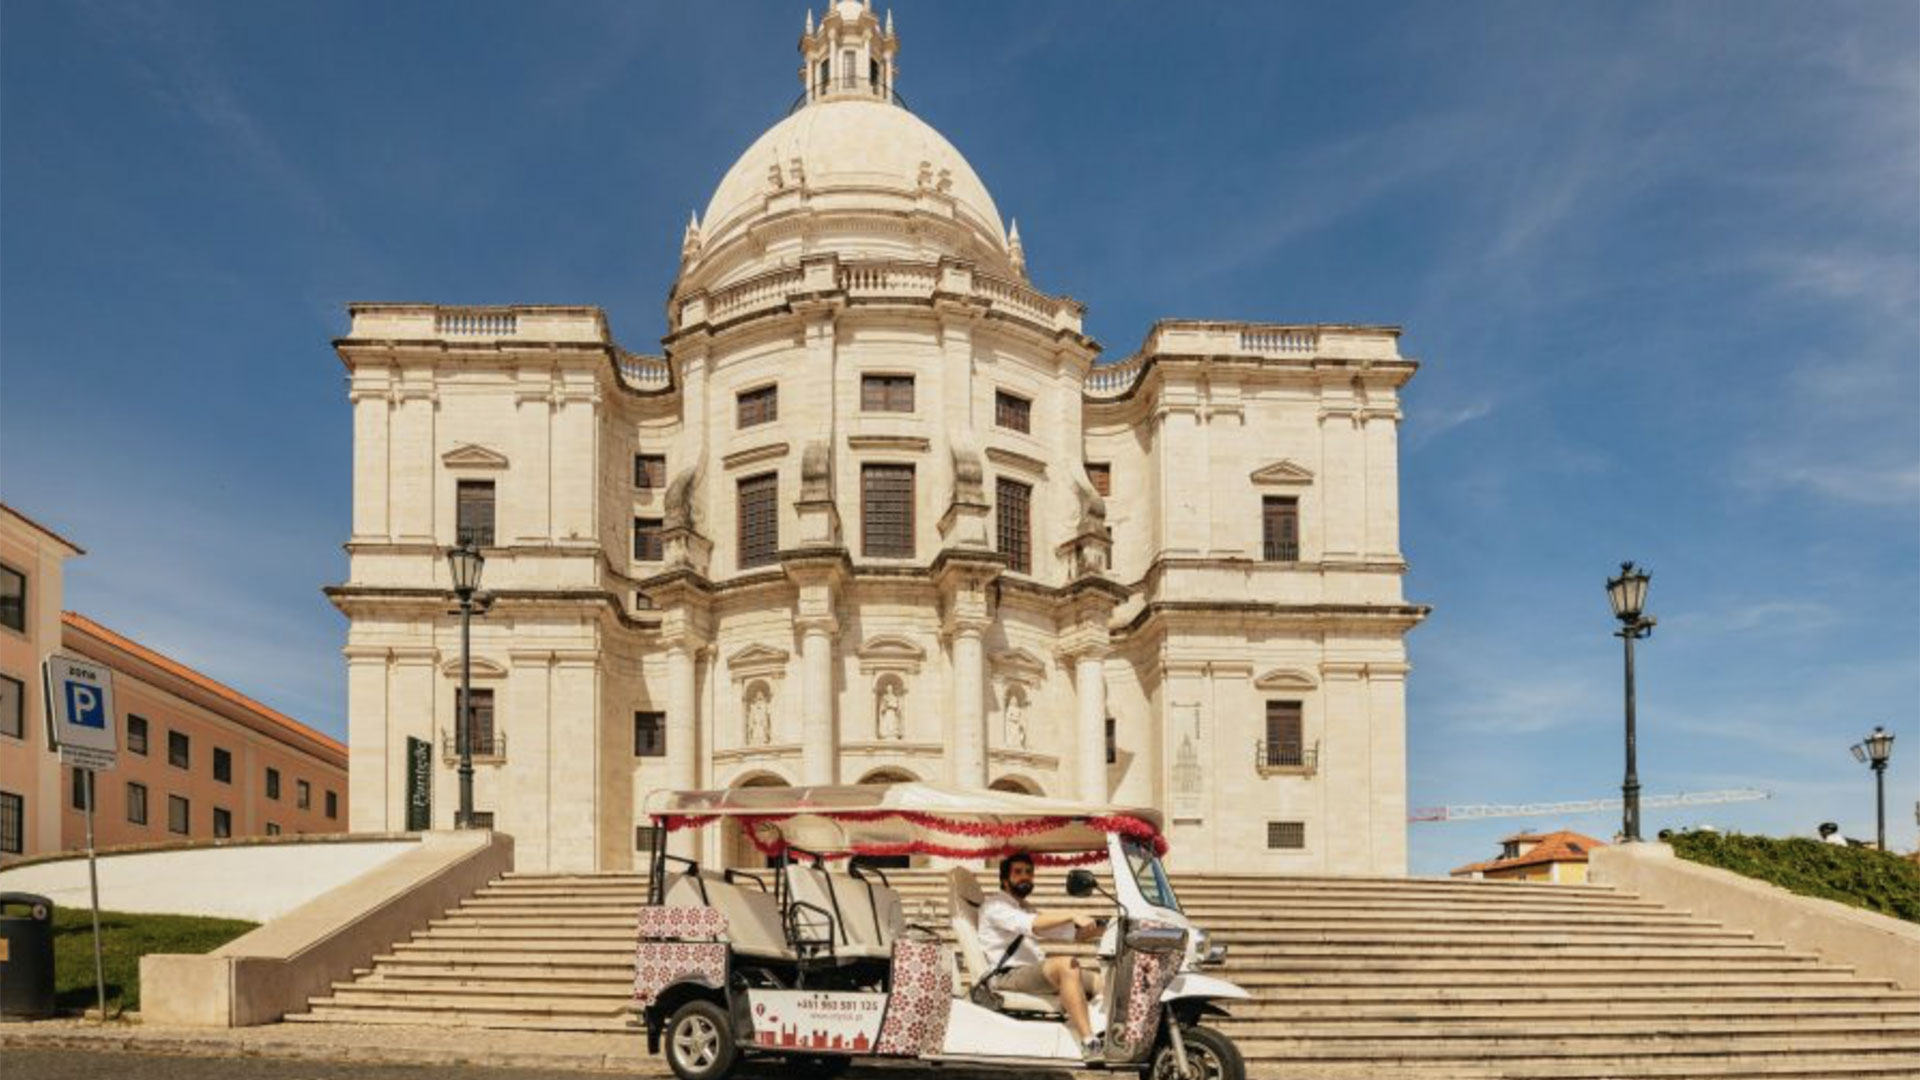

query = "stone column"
[[1075, 652, 1108, 804], [664, 641, 699, 856], [950, 623, 987, 788], [799, 616, 838, 785]]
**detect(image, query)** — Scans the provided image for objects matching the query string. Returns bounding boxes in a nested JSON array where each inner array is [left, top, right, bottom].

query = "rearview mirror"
[[1065, 869, 1097, 897]]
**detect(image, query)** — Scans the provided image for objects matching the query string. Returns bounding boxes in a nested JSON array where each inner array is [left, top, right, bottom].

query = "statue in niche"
[[1004, 690, 1029, 750], [745, 685, 773, 746], [877, 680, 905, 740]]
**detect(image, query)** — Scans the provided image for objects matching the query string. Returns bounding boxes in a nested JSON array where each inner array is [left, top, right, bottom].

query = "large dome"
[[697, 98, 1007, 262]]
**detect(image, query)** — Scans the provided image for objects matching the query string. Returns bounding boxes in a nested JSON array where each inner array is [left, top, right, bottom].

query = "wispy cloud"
[[1406, 397, 1495, 448]]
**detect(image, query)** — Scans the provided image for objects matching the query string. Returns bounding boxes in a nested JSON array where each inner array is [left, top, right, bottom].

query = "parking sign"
[[45, 654, 118, 772]]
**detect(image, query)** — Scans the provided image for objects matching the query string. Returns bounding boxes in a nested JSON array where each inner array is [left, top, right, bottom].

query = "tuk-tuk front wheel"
[[664, 999, 738, 1080], [1150, 1023, 1245, 1080]]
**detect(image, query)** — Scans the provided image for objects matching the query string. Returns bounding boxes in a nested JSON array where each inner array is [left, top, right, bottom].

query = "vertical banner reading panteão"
[[406, 736, 431, 831]]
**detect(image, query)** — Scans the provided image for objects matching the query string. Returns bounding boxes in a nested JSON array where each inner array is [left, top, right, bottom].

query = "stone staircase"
[[286, 870, 1920, 1078]]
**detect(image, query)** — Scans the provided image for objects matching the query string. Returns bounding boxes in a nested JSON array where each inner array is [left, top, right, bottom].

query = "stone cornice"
[[1114, 600, 1431, 640], [323, 585, 660, 633]]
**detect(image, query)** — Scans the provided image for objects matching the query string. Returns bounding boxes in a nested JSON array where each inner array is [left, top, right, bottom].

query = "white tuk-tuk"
[[632, 783, 1248, 1080]]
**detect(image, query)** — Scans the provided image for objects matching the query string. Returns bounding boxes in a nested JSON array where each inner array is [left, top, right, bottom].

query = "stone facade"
[[328, 2, 1426, 874]]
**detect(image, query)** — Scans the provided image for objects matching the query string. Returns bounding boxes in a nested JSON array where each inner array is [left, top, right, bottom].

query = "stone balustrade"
[[618, 353, 673, 389], [344, 304, 609, 344], [671, 256, 1085, 337]]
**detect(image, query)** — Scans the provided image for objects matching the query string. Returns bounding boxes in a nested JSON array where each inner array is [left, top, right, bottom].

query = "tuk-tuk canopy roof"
[[642, 783, 1167, 864]]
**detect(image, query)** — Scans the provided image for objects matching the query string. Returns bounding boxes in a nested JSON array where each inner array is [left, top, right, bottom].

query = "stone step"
[[312, 988, 635, 1014], [1230, 1035, 1920, 1063], [1228, 971, 1883, 988], [1229, 1000, 1920, 1021], [1219, 1018, 1920, 1041], [286, 1007, 635, 1033], [339, 977, 634, 999], [1229, 984, 1917, 1003]]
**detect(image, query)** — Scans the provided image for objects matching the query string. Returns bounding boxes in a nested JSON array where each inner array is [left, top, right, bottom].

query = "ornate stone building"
[[329, 2, 1426, 874]]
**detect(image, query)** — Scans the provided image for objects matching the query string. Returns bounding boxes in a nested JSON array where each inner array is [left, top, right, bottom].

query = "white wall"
[[0, 837, 419, 922]]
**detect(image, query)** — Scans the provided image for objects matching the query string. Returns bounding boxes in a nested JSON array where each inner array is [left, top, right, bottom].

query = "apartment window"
[[861, 374, 914, 413], [1265, 701, 1305, 768], [266, 767, 281, 801], [168, 795, 190, 836], [634, 711, 666, 757], [634, 453, 667, 490], [325, 790, 339, 820], [127, 714, 148, 755], [0, 791, 22, 854], [1262, 496, 1299, 562], [737, 385, 778, 428], [1267, 821, 1306, 850], [456, 480, 496, 547], [297, 780, 311, 810], [994, 390, 1031, 433], [0, 673, 22, 739], [996, 478, 1032, 575], [266, 822, 281, 836], [1086, 463, 1111, 498], [457, 688, 496, 756], [737, 473, 779, 569], [213, 747, 232, 784], [1105, 716, 1118, 765], [126, 781, 148, 826], [0, 563, 24, 633], [634, 517, 664, 562], [213, 807, 232, 839], [71, 767, 89, 811], [861, 464, 915, 558], [168, 730, 190, 769]]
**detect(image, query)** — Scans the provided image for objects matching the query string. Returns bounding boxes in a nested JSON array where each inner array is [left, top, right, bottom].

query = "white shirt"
[[978, 889, 1073, 969]]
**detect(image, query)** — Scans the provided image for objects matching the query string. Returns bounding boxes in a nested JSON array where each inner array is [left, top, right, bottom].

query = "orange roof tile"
[[61, 611, 346, 762], [1452, 829, 1608, 876]]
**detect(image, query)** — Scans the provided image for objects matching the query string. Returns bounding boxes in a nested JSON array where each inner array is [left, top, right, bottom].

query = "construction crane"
[[1408, 788, 1771, 824]]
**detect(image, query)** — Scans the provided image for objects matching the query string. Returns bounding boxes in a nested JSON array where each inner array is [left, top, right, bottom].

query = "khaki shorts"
[[992, 961, 1097, 998]]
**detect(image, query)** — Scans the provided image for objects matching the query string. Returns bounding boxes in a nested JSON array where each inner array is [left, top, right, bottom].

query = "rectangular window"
[[168, 730, 190, 769], [126, 781, 147, 826], [169, 795, 190, 836], [266, 767, 281, 801], [0, 791, 22, 854], [266, 822, 281, 836], [213, 807, 232, 839], [127, 714, 148, 755], [0, 673, 22, 739], [737, 473, 779, 569], [634, 517, 664, 562], [994, 390, 1031, 433], [634, 711, 666, 757], [456, 480, 496, 547], [634, 453, 667, 490], [636, 825, 659, 853], [860, 374, 915, 413], [1267, 821, 1306, 850], [457, 688, 496, 756], [737, 385, 778, 428], [1105, 716, 1117, 765], [213, 747, 232, 784], [0, 563, 24, 633], [1265, 701, 1305, 767], [71, 767, 89, 811], [296, 780, 311, 810], [861, 464, 915, 558], [996, 478, 1032, 575], [1262, 496, 1299, 562], [325, 790, 338, 819], [1086, 463, 1111, 498]]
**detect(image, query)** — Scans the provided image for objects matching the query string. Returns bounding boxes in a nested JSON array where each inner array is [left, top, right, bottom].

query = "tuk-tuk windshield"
[[1124, 839, 1181, 913]]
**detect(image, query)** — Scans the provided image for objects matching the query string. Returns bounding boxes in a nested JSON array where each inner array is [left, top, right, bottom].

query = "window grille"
[[634, 517, 664, 562], [1086, 463, 1111, 498], [457, 480, 496, 547], [1265, 701, 1304, 767], [996, 478, 1032, 574], [1262, 496, 1299, 562], [738, 473, 779, 568], [861, 375, 915, 413], [0, 791, 23, 853], [126, 782, 147, 825], [738, 385, 778, 428], [861, 464, 915, 557], [634, 453, 667, 489], [456, 688, 497, 756], [1268, 821, 1306, 849], [634, 711, 666, 757], [995, 390, 1031, 433]]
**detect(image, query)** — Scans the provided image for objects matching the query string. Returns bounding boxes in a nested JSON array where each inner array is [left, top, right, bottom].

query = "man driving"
[[977, 852, 1107, 1058]]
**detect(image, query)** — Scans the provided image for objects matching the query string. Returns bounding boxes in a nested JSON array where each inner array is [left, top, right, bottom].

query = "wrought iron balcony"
[[441, 729, 506, 763], [1256, 739, 1318, 777]]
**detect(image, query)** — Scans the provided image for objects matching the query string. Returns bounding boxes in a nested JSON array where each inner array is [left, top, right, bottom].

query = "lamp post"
[[1850, 726, 1895, 850], [1606, 562, 1656, 843], [447, 542, 485, 829]]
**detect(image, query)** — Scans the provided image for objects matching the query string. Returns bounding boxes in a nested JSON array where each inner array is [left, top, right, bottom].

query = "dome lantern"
[[800, 2, 899, 107]]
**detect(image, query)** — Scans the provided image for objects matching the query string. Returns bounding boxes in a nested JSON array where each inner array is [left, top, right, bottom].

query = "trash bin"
[[0, 893, 56, 1021]]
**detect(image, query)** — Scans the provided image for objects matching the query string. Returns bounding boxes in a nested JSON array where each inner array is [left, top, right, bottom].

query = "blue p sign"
[[66, 682, 106, 729]]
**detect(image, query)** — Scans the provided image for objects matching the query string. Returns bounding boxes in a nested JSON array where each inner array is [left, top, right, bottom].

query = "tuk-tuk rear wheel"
[[1150, 1023, 1244, 1080], [664, 999, 738, 1080]]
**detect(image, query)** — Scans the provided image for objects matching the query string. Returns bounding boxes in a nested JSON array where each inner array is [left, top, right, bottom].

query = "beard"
[[1008, 880, 1034, 899]]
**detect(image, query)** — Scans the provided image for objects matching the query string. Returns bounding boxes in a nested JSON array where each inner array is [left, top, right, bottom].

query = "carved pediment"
[[442, 443, 509, 469], [856, 634, 927, 675], [1250, 460, 1314, 485], [726, 643, 791, 681], [1254, 667, 1319, 691], [990, 647, 1046, 685], [438, 656, 507, 678]]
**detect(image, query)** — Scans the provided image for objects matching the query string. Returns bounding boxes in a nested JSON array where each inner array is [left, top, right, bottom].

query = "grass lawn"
[[50, 907, 257, 1015]]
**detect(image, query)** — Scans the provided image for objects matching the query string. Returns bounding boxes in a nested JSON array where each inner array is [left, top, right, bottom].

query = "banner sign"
[[747, 990, 887, 1052], [406, 736, 432, 832], [44, 655, 118, 773]]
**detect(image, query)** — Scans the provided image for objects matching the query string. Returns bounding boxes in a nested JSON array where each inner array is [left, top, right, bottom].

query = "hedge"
[[1669, 831, 1920, 924]]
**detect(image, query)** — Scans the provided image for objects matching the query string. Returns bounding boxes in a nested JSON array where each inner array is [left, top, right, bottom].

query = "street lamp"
[[1606, 562, 1657, 843], [447, 542, 486, 829], [1850, 726, 1895, 850]]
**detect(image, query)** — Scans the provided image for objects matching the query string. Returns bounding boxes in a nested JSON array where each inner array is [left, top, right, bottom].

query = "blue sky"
[[3, 1, 1914, 875]]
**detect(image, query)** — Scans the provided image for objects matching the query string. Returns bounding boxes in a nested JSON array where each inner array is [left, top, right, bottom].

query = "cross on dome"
[[799, 1, 899, 107]]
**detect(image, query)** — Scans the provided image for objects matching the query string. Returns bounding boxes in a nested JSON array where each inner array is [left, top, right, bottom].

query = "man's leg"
[[1041, 956, 1093, 1043]]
